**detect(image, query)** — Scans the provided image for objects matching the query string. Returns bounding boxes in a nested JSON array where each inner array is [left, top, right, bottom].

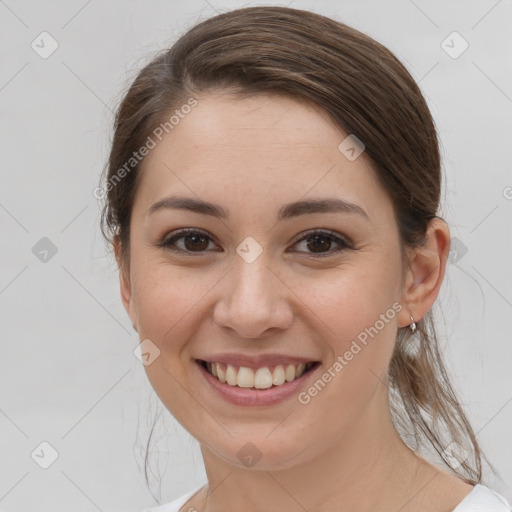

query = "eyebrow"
[[148, 196, 369, 222]]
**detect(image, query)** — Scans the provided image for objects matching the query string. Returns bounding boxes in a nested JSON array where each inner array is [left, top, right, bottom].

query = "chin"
[[203, 434, 314, 471]]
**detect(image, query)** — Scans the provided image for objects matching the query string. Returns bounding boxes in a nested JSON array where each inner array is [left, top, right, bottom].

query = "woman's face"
[[119, 92, 411, 469]]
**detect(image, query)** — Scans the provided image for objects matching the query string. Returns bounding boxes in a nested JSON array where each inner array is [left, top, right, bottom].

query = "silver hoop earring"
[[409, 314, 417, 334]]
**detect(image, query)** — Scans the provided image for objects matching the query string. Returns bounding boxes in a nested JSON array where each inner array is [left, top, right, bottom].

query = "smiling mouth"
[[197, 359, 320, 389]]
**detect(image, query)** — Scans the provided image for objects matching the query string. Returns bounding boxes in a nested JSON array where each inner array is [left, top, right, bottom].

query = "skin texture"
[[116, 93, 472, 511]]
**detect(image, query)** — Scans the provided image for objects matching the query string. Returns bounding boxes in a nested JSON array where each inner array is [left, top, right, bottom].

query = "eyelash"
[[156, 228, 353, 258]]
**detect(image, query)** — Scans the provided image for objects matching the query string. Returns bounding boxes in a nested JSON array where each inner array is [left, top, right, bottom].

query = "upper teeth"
[[206, 361, 314, 389]]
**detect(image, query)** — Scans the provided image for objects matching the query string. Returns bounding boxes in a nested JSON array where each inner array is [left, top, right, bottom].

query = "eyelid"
[[287, 229, 353, 257], [289, 228, 352, 247], [157, 228, 221, 255], [157, 228, 353, 256]]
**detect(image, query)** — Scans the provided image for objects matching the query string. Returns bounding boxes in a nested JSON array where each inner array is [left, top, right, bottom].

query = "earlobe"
[[398, 218, 451, 328]]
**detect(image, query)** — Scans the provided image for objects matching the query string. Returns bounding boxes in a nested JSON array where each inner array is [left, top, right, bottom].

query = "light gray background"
[[1, 1, 511, 511]]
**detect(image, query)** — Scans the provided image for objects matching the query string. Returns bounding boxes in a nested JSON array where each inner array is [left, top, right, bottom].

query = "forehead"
[[133, 92, 390, 224], [166, 92, 348, 159]]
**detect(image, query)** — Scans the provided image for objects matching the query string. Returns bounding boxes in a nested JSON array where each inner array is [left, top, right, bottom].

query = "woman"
[[99, 6, 511, 512]]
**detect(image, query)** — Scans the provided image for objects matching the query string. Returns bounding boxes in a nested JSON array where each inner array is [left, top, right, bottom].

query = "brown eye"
[[158, 229, 218, 254], [182, 233, 209, 251], [291, 230, 352, 257], [157, 228, 352, 258], [306, 234, 334, 253]]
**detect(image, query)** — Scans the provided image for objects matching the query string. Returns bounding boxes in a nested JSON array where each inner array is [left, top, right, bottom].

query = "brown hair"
[[99, 5, 494, 490]]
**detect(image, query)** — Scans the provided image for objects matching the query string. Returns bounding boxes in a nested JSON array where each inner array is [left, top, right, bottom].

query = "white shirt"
[[143, 483, 511, 512]]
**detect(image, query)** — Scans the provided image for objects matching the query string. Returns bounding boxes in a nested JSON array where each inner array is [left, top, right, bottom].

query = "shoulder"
[[452, 484, 511, 512], [142, 484, 206, 512], [408, 465, 509, 512]]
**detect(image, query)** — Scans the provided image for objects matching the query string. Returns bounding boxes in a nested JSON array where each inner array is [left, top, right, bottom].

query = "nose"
[[213, 254, 294, 339]]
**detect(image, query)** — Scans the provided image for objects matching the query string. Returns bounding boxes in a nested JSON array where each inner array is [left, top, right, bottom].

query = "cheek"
[[132, 266, 206, 347], [131, 264, 214, 430], [284, 256, 401, 402], [288, 258, 400, 343], [297, 281, 399, 432]]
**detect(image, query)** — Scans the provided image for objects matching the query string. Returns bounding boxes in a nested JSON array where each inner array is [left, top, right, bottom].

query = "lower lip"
[[195, 360, 321, 406]]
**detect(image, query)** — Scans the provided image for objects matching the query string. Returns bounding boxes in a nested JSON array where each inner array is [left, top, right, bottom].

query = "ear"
[[114, 236, 138, 332], [398, 218, 451, 329]]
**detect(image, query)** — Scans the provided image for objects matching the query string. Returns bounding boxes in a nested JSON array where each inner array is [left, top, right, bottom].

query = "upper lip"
[[196, 353, 320, 369]]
